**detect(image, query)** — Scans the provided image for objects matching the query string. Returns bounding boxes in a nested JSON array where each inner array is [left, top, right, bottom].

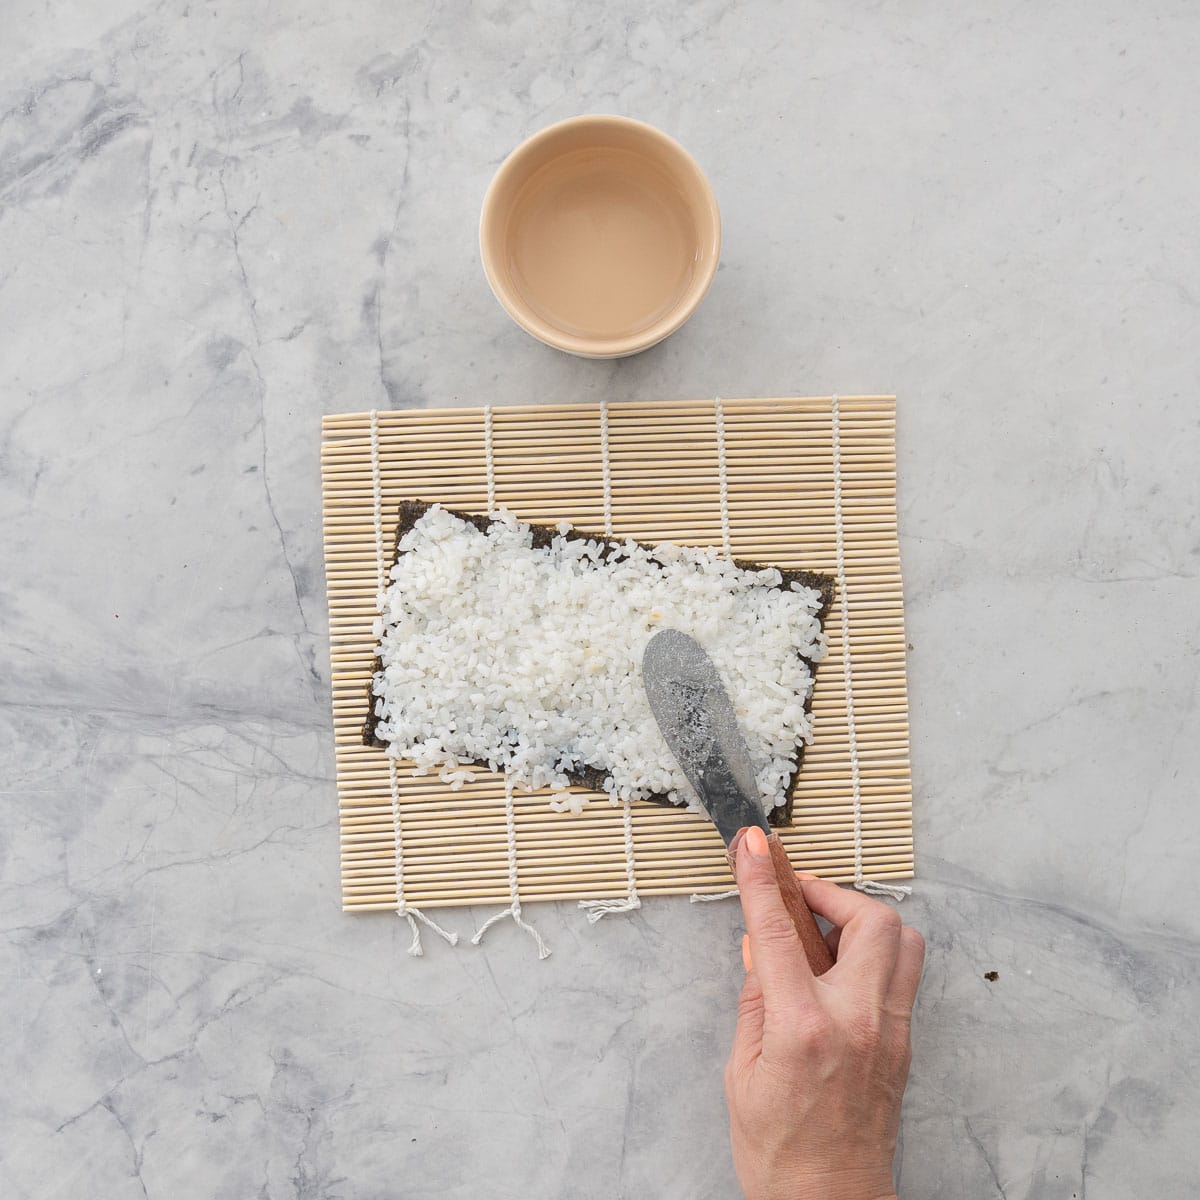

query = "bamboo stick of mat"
[[320, 396, 913, 913]]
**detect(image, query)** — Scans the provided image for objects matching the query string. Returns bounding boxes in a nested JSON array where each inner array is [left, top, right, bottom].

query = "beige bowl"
[[480, 116, 721, 359]]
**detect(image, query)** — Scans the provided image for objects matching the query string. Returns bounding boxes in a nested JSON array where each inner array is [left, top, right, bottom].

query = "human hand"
[[725, 826, 925, 1200]]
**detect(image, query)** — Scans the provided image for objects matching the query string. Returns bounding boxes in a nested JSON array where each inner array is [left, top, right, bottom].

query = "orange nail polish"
[[745, 826, 769, 859], [741, 934, 753, 972]]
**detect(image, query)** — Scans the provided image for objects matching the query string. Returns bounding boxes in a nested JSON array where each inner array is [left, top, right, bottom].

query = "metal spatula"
[[642, 628, 834, 975]]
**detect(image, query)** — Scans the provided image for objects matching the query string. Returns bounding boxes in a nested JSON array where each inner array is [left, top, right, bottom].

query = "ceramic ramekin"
[[480, 115, 721, 359]]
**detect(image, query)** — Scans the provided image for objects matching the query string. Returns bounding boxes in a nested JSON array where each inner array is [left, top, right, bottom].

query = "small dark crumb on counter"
[[983, 970, 1000, 983]]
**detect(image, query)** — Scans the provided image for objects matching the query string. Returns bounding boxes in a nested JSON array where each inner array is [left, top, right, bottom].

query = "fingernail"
[[741, 934, 753, 972], [728, 828, 749, 857], [745, 826, 769, 859]]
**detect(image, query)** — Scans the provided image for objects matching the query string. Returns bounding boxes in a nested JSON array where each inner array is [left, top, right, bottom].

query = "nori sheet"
[[363, 500, 834, 827]]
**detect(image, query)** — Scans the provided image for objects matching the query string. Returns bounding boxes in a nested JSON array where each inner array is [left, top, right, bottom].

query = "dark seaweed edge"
[[364, 500, 835, 827]]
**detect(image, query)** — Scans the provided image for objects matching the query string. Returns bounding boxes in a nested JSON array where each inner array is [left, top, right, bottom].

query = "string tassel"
[[473, 777, 552, 958]]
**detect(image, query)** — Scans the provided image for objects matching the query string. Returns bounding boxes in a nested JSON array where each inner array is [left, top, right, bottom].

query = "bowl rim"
[[479, 114, 721, 359]]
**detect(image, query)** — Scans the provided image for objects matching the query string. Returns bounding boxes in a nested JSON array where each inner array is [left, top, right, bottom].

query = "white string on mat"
[[483, 403, 496, 515], [388, 759, 460, 955], [580, 782, 641, 923], [370, 409, 461, 955], [830, 395, 910, 903], [598, 398, 615, 537], [714, 396, 733, 560], [474, 405, 549, 954], [579, 400, 643, 924], [684, 399, 738, 904], [472, 777, 552, 958]]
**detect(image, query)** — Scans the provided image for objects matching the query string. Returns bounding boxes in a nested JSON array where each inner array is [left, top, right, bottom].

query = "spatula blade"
[[642, 628, 769, 846]]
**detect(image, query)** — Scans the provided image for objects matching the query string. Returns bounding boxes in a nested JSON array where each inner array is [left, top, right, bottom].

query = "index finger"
[[735, 828, 816, 1020]]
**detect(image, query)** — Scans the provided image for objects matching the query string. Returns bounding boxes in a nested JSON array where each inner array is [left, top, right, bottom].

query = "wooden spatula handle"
[[766, 834, 835, 976], [724, 832, 836, 975]]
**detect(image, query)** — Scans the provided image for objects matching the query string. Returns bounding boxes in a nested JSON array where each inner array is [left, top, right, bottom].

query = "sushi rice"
[[371, 505, 827, 815]]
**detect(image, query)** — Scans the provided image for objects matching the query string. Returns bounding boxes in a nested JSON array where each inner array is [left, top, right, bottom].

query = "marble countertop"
[[4, 2, 1198, 1197]]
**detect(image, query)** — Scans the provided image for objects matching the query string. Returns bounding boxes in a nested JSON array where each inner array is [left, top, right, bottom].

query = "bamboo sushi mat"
[[322, 396, 913, 916]]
